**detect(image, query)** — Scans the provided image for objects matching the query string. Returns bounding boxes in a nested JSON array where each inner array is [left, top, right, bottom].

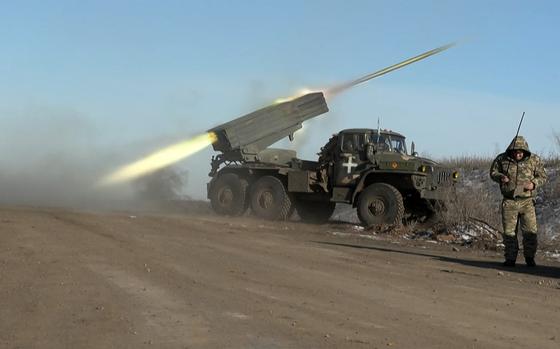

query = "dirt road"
[[1, 206, 559, 348]]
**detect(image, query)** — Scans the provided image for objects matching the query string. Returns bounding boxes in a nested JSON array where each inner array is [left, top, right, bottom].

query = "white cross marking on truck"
[[343, 155, 358, 174]]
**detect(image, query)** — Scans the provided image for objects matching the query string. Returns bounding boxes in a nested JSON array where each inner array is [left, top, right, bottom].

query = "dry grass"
[[436, 185, 502, 236], [425, 134, 560, 248], [434, 149, 560, 248], [438, 155, 493, 171], [546, 132, 560, 167], [436, 155, 500, 235]]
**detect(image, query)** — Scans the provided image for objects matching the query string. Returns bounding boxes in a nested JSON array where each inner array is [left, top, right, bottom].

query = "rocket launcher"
[[208, 92, 328, 162]]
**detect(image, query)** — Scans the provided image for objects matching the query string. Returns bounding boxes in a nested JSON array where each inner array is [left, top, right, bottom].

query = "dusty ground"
[[1, 206, 559, 349]]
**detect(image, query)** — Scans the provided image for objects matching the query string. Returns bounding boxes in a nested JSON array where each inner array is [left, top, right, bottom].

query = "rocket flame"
[[98, 132, 217, 186]]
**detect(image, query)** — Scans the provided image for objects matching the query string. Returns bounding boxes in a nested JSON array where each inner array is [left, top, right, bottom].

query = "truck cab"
[[319, 128, 457, 225], [334, 128, 408, 187]]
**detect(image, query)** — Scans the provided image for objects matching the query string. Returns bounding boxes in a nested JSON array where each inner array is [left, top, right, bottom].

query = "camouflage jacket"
[[490, 136, 547, 199]]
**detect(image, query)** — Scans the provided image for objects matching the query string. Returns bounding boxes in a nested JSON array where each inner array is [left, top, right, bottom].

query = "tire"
[[296, 200, 336, 224], [250, 176, 292, 221], [357, 183, 404, 227], [209, 173, 249, 216]]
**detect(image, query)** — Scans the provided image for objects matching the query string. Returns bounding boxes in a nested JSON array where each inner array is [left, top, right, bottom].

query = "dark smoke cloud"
[[133, 167, 188, 202]]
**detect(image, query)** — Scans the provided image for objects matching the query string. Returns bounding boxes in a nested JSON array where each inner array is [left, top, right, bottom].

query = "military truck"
[[207, 92, 458, 226]]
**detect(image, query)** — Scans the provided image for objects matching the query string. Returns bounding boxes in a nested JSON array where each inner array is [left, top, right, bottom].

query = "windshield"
[[368, 133, 407, 154], [391, 137, 407, 154]]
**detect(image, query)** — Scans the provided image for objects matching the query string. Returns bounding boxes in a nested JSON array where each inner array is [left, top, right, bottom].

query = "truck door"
[[334, 133, 367, 187]]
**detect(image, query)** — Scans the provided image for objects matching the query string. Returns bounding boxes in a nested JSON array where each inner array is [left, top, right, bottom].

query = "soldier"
[[490, 136, 547, 267]]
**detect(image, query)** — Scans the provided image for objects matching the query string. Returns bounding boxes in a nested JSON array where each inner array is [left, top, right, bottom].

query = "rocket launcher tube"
[[208, 92, 328, 161]]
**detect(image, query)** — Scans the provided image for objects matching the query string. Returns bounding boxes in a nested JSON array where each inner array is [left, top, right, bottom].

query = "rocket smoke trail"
[[326, 42, 455, 97]]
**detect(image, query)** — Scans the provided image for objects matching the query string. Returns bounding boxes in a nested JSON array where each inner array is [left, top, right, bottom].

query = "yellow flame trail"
[[99, 132, 217, 186]]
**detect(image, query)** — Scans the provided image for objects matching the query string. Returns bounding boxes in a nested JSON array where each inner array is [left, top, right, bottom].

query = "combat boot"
[[525, 257, 536, 267], [502, 259, 516, 267]]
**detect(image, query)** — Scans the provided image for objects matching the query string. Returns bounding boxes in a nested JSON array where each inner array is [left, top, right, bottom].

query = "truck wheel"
[[296, 201, 336, 224], [357, 183, 404, 226], [209, 173, 248, 216], [250, 176, 292, 221]]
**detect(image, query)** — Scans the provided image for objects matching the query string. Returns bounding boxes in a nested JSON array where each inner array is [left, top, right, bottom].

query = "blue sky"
[[1, 1, 559, 199]]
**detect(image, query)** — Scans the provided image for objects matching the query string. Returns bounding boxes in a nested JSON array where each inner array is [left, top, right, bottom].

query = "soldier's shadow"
[[312, 241, 560, 279]]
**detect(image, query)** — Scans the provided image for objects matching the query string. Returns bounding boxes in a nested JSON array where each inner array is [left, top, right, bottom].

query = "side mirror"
[[411, 141, 418, 157]]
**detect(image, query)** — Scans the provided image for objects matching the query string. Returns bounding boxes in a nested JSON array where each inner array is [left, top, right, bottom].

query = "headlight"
[[452, 171, 460, 180], [419, 165, 427, 173]]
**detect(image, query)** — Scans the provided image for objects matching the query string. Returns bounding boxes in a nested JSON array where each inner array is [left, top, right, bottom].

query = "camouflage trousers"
[[501, 197, 538, 261]]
